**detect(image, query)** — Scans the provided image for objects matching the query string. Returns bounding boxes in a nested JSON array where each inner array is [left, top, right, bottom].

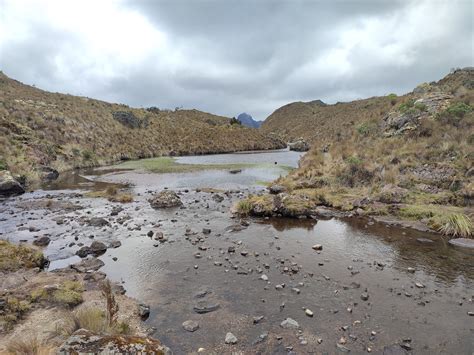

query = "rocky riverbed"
[[1, 150, 473, 354]]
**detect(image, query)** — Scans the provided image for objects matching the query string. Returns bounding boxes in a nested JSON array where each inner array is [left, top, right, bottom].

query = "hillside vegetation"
[[0, 72, 284, 182], [239, 68, 474, 237]]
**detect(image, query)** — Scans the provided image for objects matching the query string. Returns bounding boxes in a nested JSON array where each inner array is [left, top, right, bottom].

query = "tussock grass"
[[0, 240, 46, 272], [6, 335, 54, 355], [439, 213, 473, 238]]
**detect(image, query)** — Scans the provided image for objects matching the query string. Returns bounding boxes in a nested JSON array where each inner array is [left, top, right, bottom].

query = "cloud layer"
[[0, 0, 472, 119]]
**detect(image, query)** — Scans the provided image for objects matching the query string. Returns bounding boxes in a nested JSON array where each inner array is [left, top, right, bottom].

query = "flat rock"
[[448, 238, 474, 249], [33, 236, 51, 247], [193, 300, 220, 314], [71, 258, 105, 273], [280, 318, 299, 329], [88, 217, 110, 227], [57, 329, 171, 354], [182, 320, 199, 332]]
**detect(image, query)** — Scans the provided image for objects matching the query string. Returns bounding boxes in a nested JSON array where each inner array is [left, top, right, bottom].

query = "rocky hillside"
[[239, 68, 474, 238], [237, 112, 262, 128], [0, 72, 285, 183]]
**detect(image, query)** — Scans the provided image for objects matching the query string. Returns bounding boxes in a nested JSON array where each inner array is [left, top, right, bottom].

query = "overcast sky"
[[0, 0, 472, 120]]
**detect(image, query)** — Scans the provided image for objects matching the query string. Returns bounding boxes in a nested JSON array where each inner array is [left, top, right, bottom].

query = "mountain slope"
[[0, 73, 285, 182], [238, 68, 474, 237], [237, 112, 262, 128]]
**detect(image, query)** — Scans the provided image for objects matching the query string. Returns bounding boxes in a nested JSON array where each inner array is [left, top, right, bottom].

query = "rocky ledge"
[[58, 329, 172, 354]]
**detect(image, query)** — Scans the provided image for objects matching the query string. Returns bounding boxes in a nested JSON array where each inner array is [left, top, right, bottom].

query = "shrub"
[[82, 150, 93, 161], [414, 102, 428, 112], [387, 93, 397, 105], [0, 159, 6, 170], [445, 102, 472, 118], [399, 99, 415, 113], [438, 213, 473, 238], [356, 122, 376, 136]]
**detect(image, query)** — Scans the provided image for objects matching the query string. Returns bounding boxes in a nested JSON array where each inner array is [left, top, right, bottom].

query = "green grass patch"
[[113, 156, 293, 174]]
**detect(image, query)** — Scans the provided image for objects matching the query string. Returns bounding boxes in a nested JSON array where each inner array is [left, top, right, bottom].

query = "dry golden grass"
[[6, 336, 55, 355]]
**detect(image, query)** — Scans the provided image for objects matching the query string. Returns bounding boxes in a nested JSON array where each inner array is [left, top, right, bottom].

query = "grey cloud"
[[0, 0, 472, 120]]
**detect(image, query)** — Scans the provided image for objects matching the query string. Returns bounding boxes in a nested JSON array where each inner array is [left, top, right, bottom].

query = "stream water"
[[0, 149, 473, 354]]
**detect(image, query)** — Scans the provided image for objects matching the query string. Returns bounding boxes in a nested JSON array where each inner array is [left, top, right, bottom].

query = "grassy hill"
[[0, 72, 285, 182], [239, 68, 474, 237]]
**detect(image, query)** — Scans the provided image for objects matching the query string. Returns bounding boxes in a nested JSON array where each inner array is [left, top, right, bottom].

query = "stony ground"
[[1, 173, 473, 354]]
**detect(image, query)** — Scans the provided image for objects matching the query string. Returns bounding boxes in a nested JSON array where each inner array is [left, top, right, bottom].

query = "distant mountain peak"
[[237, 112, 262, 128]]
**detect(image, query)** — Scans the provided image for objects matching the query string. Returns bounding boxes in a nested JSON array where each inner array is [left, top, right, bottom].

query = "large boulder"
[[149, 190, 183, 209], [57, 329, 172, 354], [288, 139, 309, 152], [0, 170, 25, 197], [39, 166, 59, 181]]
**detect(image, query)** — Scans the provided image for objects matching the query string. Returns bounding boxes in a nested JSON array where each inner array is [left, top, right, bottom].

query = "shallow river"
[[1, 149, 473, 354]]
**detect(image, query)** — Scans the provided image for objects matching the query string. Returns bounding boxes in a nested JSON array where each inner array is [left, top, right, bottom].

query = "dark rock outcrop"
[[0, 171, 25, 197], [112, 111, 148, 129]]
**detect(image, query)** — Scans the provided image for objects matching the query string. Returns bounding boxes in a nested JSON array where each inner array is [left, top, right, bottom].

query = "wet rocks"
[[109, 241, 122, 248], [0, 170, 25, 197], [416, 238, 434, 244], [90, 241, 107, 255], [138, 303, 150, 320], [71, 258, 105, 272], [229, 169, 242, 174], [182, 320, 199, 332], [76, 241, 107, 257], [57, 329, 171, 354], [76, 246, 92, 258], [193, 300, 220, 314], [149, 190, 183, 209], [39, 166, 59, 181], [88, 217, 110, 227], [212, 194, 224, 203], [280, 318, 299, 329], [448, 238, 474, 249], [33, 236, 51, 247], [225, 332, 238, 344]]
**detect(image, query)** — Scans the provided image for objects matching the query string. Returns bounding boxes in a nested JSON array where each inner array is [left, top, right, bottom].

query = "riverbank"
[[0, 241, 170, 353]]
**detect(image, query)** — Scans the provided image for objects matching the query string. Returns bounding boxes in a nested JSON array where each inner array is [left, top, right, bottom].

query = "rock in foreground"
[[448, 238, 474, 249], [58, 329, 172, 354], [0, 170, 25, 197], [149, 190, 183, 209]]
